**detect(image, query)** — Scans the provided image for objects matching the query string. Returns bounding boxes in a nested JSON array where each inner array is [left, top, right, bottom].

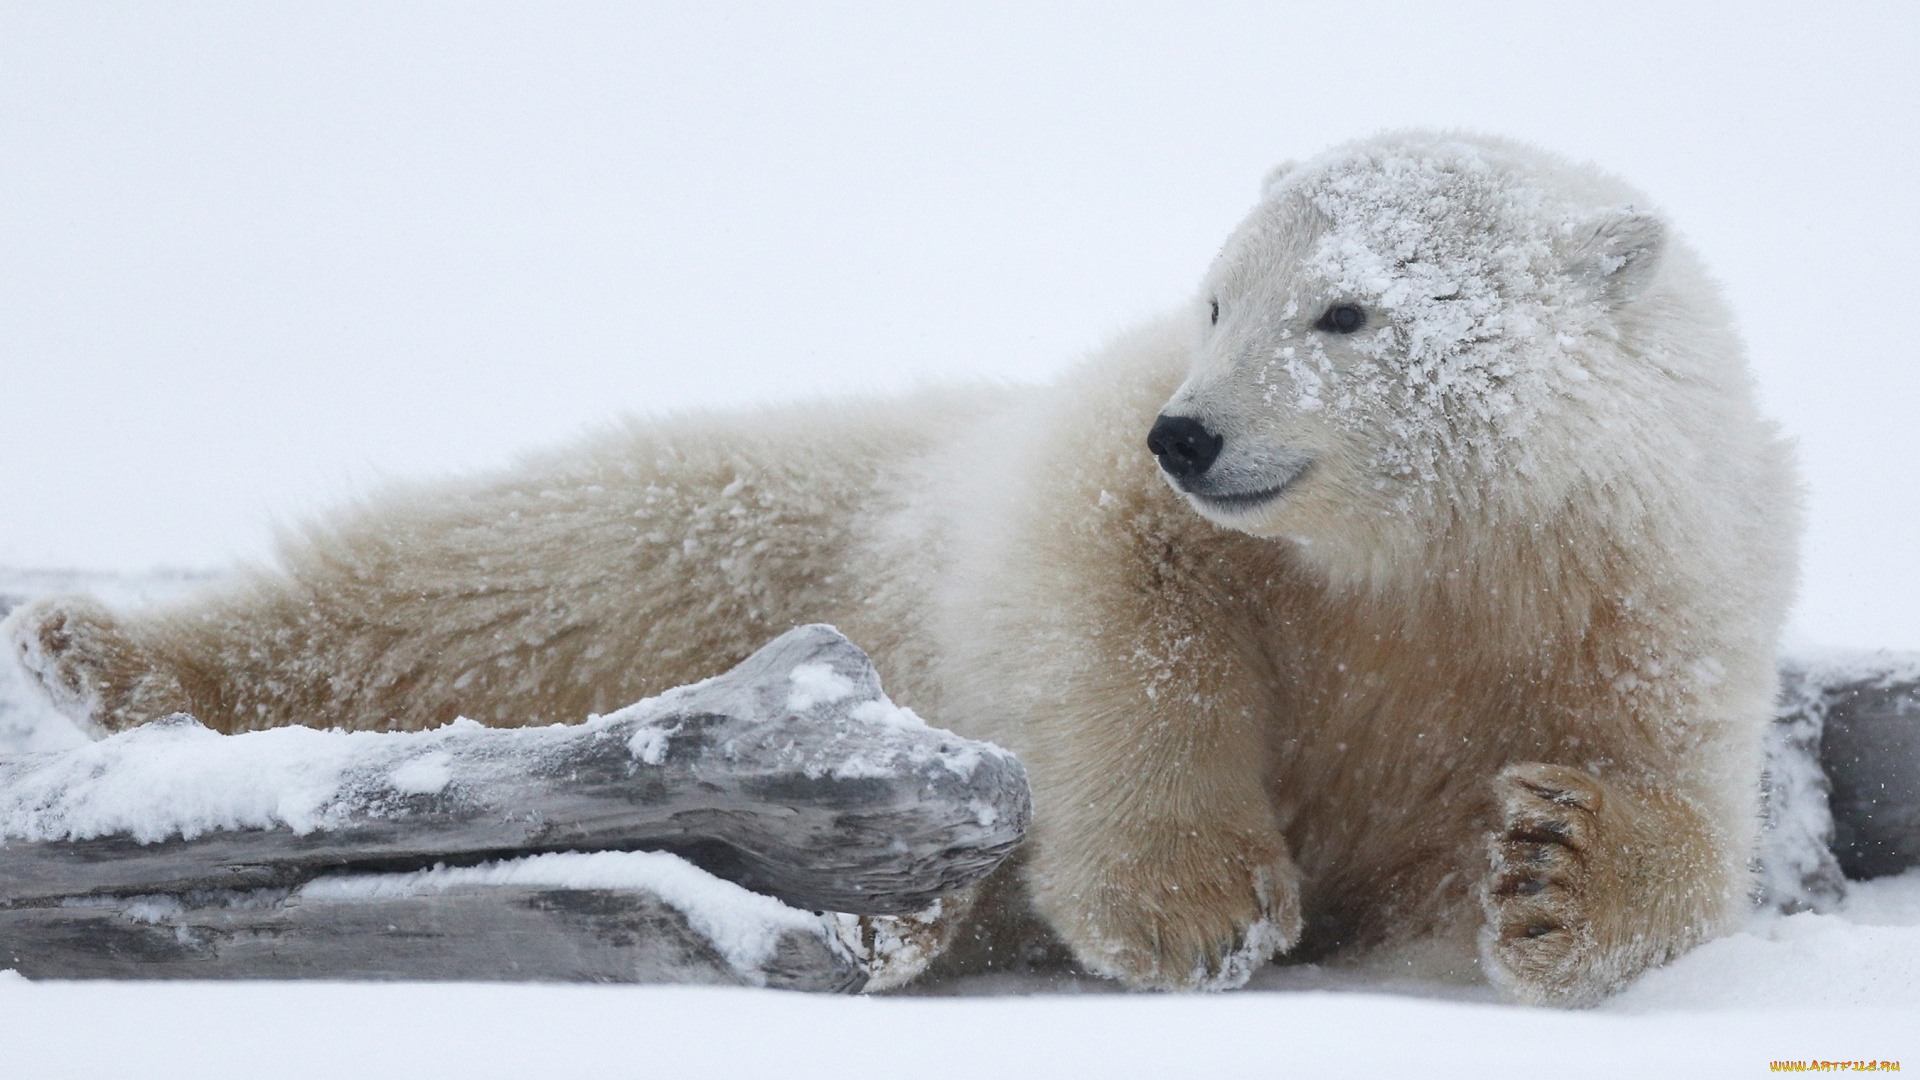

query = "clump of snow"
[[847, 697, 926, 731], [786, 662, 855, 711], [846, 698, 985, 780], [625, 720, 679, 765], [386, 751, 453, 796], [2, 716, 358, 843], [300, 851, 828, 980], [937, 745, 984, 781]]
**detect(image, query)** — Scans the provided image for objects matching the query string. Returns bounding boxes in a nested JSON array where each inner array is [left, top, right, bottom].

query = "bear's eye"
[[1209, 299, 1219, 326], [1315, 304, 1366, 334]]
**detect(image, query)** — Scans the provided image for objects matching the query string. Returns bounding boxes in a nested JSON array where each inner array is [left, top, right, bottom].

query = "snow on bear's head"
[[1153, 132, 1691, 580]]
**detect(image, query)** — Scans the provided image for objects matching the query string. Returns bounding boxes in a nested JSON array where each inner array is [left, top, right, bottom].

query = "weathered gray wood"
[[1818, 671, 1920, 879], [0, 883, 864, 991], [0, 625, 1030, 916]]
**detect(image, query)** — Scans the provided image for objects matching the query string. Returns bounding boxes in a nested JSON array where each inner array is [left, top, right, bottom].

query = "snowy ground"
[[0, 969, 1914, 1080], [1, 881, 1917, 1078], [3, 570, 1917, 1076]]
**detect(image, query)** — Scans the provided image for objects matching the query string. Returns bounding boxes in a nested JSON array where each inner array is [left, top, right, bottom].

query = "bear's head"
[[1152, 132, 1681, 584]]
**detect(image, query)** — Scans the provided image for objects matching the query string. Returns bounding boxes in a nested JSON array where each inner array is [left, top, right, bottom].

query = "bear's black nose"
[[1147, 414, 1223, 481]]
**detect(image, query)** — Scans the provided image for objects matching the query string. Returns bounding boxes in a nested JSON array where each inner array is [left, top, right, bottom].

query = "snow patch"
[[387, 751, 453, 796], [848, 691, 921, 726], [0, 714, 492, 844], [848, 698, 926, 731], [2, 717, 354, 843], [786, 662, 855, 711], [626, 720, 679, 765]]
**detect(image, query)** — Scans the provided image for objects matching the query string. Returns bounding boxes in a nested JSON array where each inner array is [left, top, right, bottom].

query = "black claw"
[[1514, 775, 1595, 810], [1508, 822, 1572, 846]]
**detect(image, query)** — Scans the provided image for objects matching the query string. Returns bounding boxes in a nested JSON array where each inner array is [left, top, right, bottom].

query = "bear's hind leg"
[[2, 595, 189, 735], [1480, 762, 1745, 1006]]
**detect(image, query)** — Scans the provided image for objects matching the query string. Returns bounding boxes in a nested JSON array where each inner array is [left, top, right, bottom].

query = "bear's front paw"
[[1036, 830, 1302, 991], [1480, 762, 1614, 1005]]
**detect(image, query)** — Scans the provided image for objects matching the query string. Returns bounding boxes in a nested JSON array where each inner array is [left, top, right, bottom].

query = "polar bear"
[[5, 131, 1797, 1004]]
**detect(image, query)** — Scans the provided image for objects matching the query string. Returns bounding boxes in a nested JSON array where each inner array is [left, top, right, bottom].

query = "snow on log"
[[0, 625, 1028, 988]]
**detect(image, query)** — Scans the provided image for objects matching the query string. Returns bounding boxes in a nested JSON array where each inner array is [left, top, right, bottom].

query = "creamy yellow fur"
[[4, 133, 1797, 1004]]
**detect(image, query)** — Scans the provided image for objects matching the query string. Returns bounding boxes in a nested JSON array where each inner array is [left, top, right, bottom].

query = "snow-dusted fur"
[[4, 132, 1798, 1005]]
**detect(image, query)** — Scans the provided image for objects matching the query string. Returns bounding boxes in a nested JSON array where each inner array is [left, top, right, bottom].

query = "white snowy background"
[[2, 3, 1918, 1076]]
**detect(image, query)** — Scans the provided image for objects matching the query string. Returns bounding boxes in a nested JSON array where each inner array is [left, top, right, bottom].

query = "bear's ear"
[[1562, 207, 1666, 307], [1261, 160, 1302, 200]]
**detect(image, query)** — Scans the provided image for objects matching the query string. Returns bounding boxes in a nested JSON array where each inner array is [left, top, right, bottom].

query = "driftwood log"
[[0, 875, 867, 992], [1762, 653, 1920, 912], [0, 625, 1028, 989]]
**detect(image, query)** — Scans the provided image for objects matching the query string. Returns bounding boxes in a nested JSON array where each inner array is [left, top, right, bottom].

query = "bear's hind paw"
[[2, 595, 183, 735]]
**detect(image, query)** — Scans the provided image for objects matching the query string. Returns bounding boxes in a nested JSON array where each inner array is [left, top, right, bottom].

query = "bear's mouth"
[[1186, 462, 1313, 514]]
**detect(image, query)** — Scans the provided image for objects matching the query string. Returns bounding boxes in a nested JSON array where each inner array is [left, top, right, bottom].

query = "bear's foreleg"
[[1012, 604, 1304, 991], [1479, 761, 1746, 1006], [1031, 792, 1302, 991]]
